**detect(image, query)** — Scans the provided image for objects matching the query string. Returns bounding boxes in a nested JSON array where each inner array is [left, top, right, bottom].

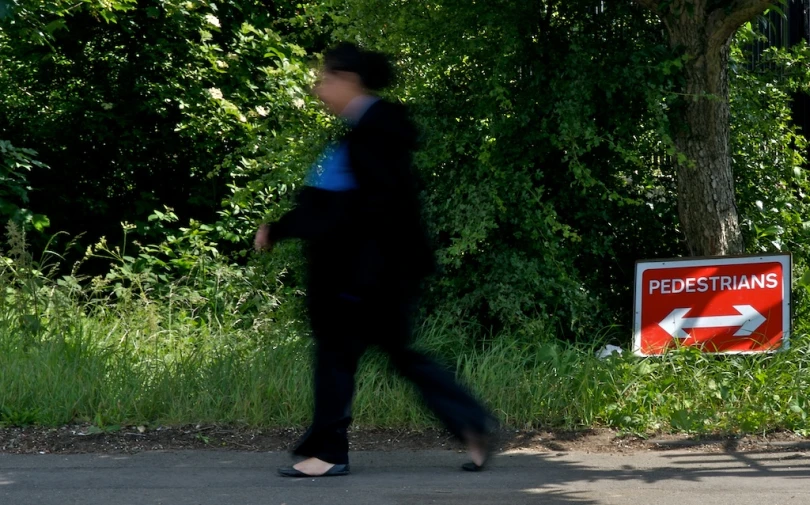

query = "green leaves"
[[0, 0, 137, 45], [1, 0, 807, 343], [337, 0, 682, 336], [0, 0, 321, 252], [0, 141, 49, 231], [798, 268, 810, 293], [731, 36, 810, 284]]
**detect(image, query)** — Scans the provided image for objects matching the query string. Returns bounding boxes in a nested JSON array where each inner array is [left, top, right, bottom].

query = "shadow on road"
[[490, 448, 809, 503]]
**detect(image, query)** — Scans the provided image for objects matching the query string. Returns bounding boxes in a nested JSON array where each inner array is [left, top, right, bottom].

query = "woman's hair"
[[323, 42, 395, 91]]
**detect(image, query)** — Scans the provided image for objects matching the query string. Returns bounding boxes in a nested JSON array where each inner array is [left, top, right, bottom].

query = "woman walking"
[[254, 42, 495, 478]]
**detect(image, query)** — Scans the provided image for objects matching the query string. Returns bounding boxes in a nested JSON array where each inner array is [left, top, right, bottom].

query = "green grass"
[[2, 299, 810, 435], [2, 223, 810, 435]]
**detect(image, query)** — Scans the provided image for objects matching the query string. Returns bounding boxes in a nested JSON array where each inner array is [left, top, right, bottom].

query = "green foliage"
[[3, 0, 810, 439], [728, 28, 810, 327], [4, 233, 810, 434], [0, 140, 49, 230], [0, 0, 318, 255], [3, 219, 810, 434], [332, 0, 684, 336], [1, 0, 809, 351], [0, 0, 136, 45], [600, 342, 810, 435], [731, 37, 810, 258]]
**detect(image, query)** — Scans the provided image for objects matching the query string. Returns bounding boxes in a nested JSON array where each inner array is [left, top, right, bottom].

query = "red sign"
[[633, 254, 791, 356]]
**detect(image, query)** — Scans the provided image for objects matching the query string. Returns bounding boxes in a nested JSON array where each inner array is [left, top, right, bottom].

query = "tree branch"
[[708, 0, 778, 50]]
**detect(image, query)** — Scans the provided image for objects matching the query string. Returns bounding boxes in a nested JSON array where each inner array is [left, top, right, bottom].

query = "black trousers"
[[292, 293, 494, 465]]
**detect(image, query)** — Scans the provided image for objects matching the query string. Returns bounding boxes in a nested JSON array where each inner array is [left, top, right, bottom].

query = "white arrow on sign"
[[659, 305, 766, 339]]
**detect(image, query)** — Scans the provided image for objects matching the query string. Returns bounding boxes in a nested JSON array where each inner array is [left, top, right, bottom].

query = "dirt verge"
[[2, 425, 809, 455]]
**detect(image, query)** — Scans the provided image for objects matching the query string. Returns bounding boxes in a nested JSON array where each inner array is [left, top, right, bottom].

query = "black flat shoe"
[[462, 427, 496, 472], [462, 447, 492, 472], [462, 461, 486, 472], [277, 464, 351, 478]]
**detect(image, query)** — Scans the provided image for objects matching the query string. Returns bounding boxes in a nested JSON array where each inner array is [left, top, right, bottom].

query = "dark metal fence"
[[750, 1, 810, 147], [749, 1, 809, 61]]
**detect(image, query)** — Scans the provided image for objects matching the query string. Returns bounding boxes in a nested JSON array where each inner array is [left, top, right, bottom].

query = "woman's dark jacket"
[[268, 99, 434, 303]]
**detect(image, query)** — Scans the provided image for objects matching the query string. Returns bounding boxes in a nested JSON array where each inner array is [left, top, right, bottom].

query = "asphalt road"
[[1, 448, 808, 505]]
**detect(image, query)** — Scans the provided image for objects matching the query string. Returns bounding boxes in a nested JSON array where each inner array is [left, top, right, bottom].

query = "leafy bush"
[[2, 0, 809, 348], [0, 140, 49, 231], [0, 0, 320, 255], [332, 0, 686, 337]]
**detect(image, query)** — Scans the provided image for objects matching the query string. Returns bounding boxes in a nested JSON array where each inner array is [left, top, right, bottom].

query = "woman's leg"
[[292, 335, 366, 465], [373, 298, 496, 442], [289, 295, 367, 467], [385, 343, 495, 440]]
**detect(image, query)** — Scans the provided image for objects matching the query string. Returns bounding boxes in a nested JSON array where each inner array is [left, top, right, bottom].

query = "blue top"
[[305, 142, 358, 191], [304, 95, 380, 192]]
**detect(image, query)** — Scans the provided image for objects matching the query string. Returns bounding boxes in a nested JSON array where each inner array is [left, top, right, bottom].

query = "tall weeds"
[[1, 222, 809, 435]]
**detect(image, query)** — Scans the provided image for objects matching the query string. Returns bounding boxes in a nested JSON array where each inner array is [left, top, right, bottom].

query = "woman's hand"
[[254, 224, 273, 252]]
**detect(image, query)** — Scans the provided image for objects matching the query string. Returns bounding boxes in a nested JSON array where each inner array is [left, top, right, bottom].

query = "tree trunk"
[[667, 23, 744, 256], [632, 0, 778, 256]]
